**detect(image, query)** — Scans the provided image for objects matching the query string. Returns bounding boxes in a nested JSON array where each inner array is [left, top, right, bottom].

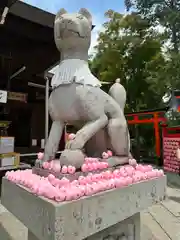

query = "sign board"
[[8, 91, 27, 102], [0, 90, 7, 103]]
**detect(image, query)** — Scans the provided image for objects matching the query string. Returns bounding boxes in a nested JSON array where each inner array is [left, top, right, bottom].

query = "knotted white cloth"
[[51, 59, 101, 89]]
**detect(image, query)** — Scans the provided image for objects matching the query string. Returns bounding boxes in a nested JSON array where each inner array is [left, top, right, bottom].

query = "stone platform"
[[1, 176, 166, 240]]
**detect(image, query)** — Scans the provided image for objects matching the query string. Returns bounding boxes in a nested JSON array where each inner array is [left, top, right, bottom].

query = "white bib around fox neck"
[[51, 59, 102, 89]]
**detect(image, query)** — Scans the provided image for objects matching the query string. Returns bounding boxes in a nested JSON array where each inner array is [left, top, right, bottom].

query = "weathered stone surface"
[[85, 213, 140, 240], [59, 149, 85, 168], [1, 176, 166, 240]]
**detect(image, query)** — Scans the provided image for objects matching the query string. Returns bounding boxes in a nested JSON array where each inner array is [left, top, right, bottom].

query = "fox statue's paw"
[[60, 149, 85, 169]]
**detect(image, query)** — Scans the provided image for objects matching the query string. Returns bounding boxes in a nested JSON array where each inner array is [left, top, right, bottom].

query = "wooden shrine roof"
[[0, 1, 59, 84]]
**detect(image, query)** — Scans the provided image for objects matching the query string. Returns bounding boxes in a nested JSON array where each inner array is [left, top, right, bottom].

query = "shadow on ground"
[[167, 182, 180, 189], [169, 196, 180, 203]]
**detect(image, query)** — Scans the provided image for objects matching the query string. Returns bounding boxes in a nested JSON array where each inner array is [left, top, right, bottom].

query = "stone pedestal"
[[1, 176, 166, 240]]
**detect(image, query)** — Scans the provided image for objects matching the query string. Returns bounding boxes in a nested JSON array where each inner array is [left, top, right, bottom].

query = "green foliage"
[[125, 0, 180, 51], [146, 52, 180, 97], [90, 11, 164, 111]]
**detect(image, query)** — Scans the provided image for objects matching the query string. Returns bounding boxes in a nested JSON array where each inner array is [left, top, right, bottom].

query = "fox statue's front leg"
[[43, 121, 64, 163], [59, 115, 108, 168], [66, 115, 108, 150]]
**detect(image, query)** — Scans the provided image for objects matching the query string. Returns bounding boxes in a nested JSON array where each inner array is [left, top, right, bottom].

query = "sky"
[[23, 0, 127, 54]]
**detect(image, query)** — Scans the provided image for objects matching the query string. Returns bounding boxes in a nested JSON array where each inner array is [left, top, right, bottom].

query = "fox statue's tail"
[[108, 78, 132, 158], [108, 78, 126, 112]]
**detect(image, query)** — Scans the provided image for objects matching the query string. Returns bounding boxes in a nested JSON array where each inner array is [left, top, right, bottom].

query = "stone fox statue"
[[42, 8, 131, 168]]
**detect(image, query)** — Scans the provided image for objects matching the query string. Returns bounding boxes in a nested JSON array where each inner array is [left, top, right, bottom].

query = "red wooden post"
[[154, 113, 161, 158]]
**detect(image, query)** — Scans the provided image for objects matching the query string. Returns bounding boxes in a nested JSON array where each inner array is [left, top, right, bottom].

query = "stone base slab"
[[1, 176, 166, 240], [28, 213, 140, 240]]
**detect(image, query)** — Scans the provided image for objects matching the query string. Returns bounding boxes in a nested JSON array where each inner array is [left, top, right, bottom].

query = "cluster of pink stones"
[[41, 158, 109, 174], [81, 157, 109, 172], [42, 161, 76, 174], [38, 150, 113, 173], [5, 164, 164, 202]]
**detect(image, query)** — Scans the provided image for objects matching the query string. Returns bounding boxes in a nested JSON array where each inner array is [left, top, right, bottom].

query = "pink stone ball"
[[68, 133, 76, 140], [102, 152, 109, 159], [67, 165, 76, 174], [42, 162, 49, 169], [37, 152, 44, 160], [107, 150, 113, 157], [48, 174, 55, 182], [61, 166, 68, 174], [129, 158, 137, 166], [81, 164, 88, 172]]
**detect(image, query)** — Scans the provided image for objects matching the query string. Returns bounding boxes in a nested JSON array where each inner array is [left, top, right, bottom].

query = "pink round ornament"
[[91, 162, 98, 171], [85, 175, 93, 184], [31, 184, 39, 194], [48, 174, 55, 182], [55, 191, 65, 202], [126, 176, 133, 185], [109, 179, 115, 188], [129, 158, 137, 166], [37, 152, 44, 160], [85, 185, 93, 196], [81, 164, 88, 172], [42, 162, 49, 169], [78, 176, 86, 185], [67, 165, 76, 174], [49, 161, 54, 170], [158, 170, 164, 176], [44, 187, 56, 199], [79, 186, 86, 196], [102, 152, 109, 159], [68, 133, 76, 141], [52, 162, 61, 172], [107, 150, 113, 157], [61, 177, 70, 186], [91, 183, 99, 194], [61, 166, 68, 174], [71, 180, 79, 186], [87, 163, 93, 171]]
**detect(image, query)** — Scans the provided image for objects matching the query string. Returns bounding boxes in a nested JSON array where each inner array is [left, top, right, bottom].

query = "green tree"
[[91, 11, 164, 111], [125, 0, 180, 51], [146, 52, 180, 97]]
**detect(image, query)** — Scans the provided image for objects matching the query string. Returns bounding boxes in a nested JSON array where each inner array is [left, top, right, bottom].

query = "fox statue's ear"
[[55, 8, 67, 21], [79, 8, 92, 24]]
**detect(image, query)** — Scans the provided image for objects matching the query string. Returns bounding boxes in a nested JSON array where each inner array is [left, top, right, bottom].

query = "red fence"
[[162, 126, 180, 173]]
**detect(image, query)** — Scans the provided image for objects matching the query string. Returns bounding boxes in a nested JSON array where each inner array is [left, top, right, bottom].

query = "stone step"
[[148, 203, 180, 239], [141, 212, 170, 240], [0, 211, 27, 240]]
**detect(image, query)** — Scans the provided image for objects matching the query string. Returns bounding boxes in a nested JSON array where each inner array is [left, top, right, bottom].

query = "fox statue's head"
[[54, 8, 92, 53]]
